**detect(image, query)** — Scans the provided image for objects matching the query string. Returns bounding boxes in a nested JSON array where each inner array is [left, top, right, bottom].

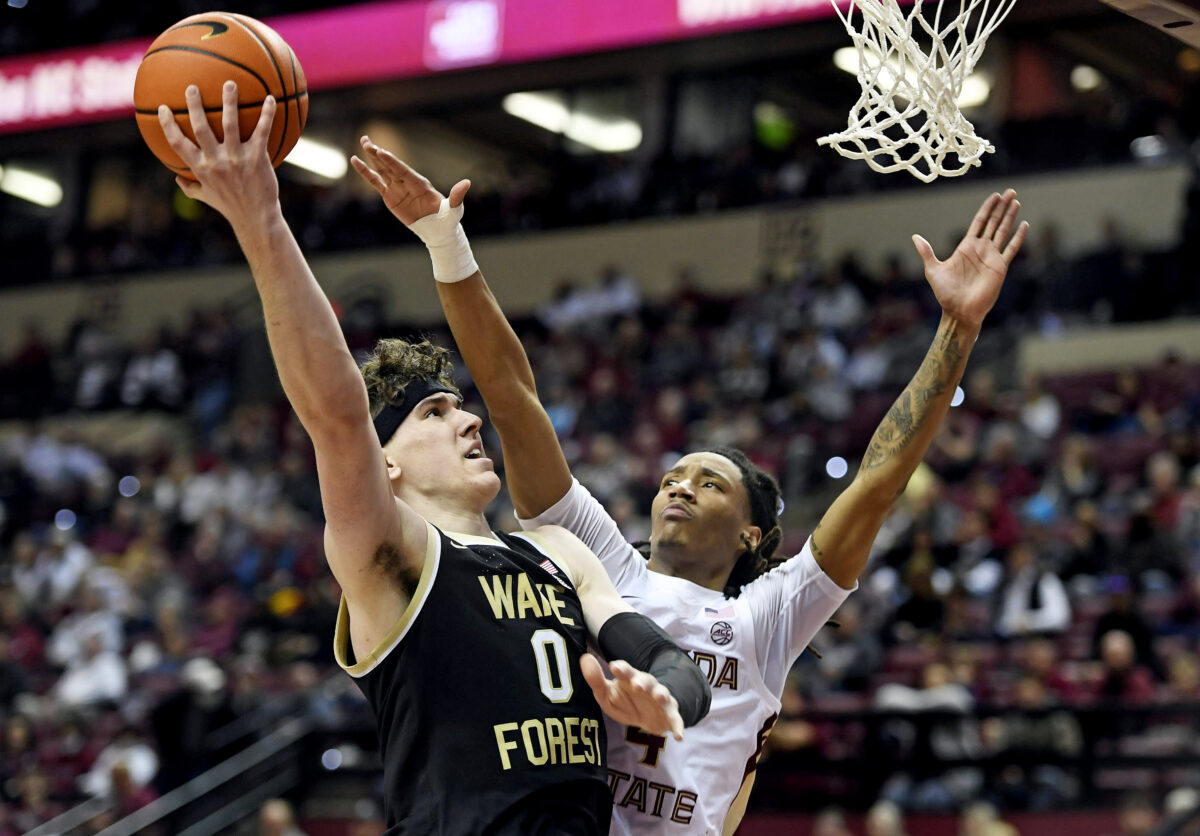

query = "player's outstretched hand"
[[157, 82, 279, 224], [912, 188, 1030, 330], [581, 656, 685, 742], [351, 136, 471, 226]]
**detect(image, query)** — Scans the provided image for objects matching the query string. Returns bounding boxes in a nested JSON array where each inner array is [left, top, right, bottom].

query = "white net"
[[818, 0, 1018, 183]]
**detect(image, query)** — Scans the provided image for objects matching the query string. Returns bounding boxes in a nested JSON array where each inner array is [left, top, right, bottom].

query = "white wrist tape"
[[406, 197, 478, 283]]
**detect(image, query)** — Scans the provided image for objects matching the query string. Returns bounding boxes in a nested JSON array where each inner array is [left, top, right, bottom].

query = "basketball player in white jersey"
[[352, 138, 1028, 835]]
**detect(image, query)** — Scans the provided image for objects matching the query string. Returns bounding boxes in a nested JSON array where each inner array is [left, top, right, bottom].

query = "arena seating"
[[2, 218, 1198, 832]]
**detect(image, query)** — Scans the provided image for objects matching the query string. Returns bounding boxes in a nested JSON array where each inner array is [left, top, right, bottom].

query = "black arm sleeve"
[[597, 611, 712, 727]]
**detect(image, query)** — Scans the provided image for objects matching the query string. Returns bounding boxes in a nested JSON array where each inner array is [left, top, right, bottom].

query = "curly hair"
[[359, 338, 461, 419]]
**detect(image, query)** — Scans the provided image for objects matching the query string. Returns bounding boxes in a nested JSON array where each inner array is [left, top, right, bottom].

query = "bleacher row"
[[0, 227, 1198, 832]]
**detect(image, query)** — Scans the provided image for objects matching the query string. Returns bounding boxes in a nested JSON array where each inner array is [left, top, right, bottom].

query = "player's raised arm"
[[157, 86, 426, 610], [811, 190, 1029, 589], [351, 138, 573, 519], [519, 525, 711, 741]]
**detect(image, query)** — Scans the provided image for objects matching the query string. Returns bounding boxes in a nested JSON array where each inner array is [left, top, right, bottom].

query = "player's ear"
[[383, 453, 403, 483], [739, 526, 762, 553]]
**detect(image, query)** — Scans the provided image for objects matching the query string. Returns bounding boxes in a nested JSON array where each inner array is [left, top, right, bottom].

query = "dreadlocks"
[[701, 446, 786, 597]]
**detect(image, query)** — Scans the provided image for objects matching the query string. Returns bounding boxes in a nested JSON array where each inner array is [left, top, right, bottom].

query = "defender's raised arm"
[[352, 140, 712, 739], [352, 138, 574, 520], [810, 190, 1029, 590]]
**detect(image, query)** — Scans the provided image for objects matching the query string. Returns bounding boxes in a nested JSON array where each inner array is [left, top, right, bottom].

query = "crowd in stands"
[[0, 217, 1199, 833], [5, 9, 1200, 291], [11, 99, 1199, 290]]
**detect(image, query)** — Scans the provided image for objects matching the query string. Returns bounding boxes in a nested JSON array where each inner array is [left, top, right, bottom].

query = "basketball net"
[[818, 0, 1018, 183]]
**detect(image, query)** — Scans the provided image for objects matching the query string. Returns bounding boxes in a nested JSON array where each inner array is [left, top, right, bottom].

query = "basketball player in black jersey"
[[157, 84, 710, 836]]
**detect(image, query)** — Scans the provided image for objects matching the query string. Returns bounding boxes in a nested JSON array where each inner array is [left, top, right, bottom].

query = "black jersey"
[[333, 522, 611, 836]]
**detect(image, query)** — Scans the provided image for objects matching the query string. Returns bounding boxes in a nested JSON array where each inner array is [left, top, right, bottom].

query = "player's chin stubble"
[[652, 526, 689, 549]]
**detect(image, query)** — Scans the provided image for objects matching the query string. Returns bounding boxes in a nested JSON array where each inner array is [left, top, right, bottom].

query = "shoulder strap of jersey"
[[502, 530, 577, 590], [333, 520, 443, 678]]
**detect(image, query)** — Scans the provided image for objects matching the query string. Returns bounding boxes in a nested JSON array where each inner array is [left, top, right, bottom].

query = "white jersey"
[[521, 479, 854, 836]]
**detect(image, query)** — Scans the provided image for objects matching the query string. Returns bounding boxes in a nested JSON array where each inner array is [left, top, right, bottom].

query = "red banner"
[[0, 0, 838, 135]]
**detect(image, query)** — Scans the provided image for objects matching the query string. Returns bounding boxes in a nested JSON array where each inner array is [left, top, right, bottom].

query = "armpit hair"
[[373, 541, 418, 598]]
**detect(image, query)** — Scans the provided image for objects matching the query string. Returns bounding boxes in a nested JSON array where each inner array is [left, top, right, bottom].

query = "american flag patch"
[[704, 604, 735, 619], [538, 558, 573, 589]]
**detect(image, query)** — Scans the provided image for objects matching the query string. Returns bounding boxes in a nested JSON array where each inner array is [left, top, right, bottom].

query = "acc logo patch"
[[710, 621, 733, 646]]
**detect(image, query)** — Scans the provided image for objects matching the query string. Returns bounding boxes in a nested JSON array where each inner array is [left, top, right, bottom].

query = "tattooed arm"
[[810, 190, 1028, 589]]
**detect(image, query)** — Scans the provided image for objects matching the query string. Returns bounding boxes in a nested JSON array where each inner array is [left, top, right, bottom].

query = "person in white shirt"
[[79, 726, 160, 797], [46, 582, 123, 666], [54, 632, 127, 708], [353, 139, 1028, 835], [995, 542, 1071, 638]]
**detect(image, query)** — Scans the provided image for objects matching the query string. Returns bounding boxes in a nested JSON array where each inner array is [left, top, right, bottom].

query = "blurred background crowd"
[[4, 0, 1200, 833], [6, 95, 1200, 288], [1, 215, 1199, 833], [5, 0, 1200, 293]]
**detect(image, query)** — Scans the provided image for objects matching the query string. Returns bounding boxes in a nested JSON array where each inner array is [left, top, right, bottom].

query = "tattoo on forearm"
[[860, 323, 965, 472], [810, 521, 825, 559]]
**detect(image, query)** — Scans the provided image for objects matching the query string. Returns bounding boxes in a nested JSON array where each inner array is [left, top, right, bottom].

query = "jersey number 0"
[[530, 629, 574, 703]]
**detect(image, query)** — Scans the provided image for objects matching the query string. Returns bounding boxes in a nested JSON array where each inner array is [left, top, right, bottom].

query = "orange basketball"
[[133, 12, 308, 180]]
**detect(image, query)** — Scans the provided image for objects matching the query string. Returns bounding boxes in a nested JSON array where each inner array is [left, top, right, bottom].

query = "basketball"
[[133, 12, 308, 179]]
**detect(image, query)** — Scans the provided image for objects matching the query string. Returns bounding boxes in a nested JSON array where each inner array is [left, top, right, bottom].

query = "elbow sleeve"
[[597, 611, 712, 727]]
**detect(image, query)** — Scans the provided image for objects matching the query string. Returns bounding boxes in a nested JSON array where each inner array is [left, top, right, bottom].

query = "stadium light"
[[825, 457, 849, 479], [833, 47, 990, 107], [284, 137, 349, 179], [1130, 135, 1168, 159], [1071, 65, 1104, 91], [503, 92, 642, 153], [1, 165, 63, 207], [503, 92, 570, 133], [834, 46, 902, 88], [957, 74, 991, 108], [834, 46, 863, 75]]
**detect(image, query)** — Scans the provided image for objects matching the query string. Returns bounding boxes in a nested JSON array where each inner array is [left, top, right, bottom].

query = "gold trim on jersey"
[[443, 528, 576, 587], [722, 773, 757, 836], [442, 530, 507, 547], [721, 712, 779, 835], [333, 521, 441, 678]]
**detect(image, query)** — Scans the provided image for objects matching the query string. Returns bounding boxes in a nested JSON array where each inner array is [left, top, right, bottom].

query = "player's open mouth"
[[464, 447, 492, 467]]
